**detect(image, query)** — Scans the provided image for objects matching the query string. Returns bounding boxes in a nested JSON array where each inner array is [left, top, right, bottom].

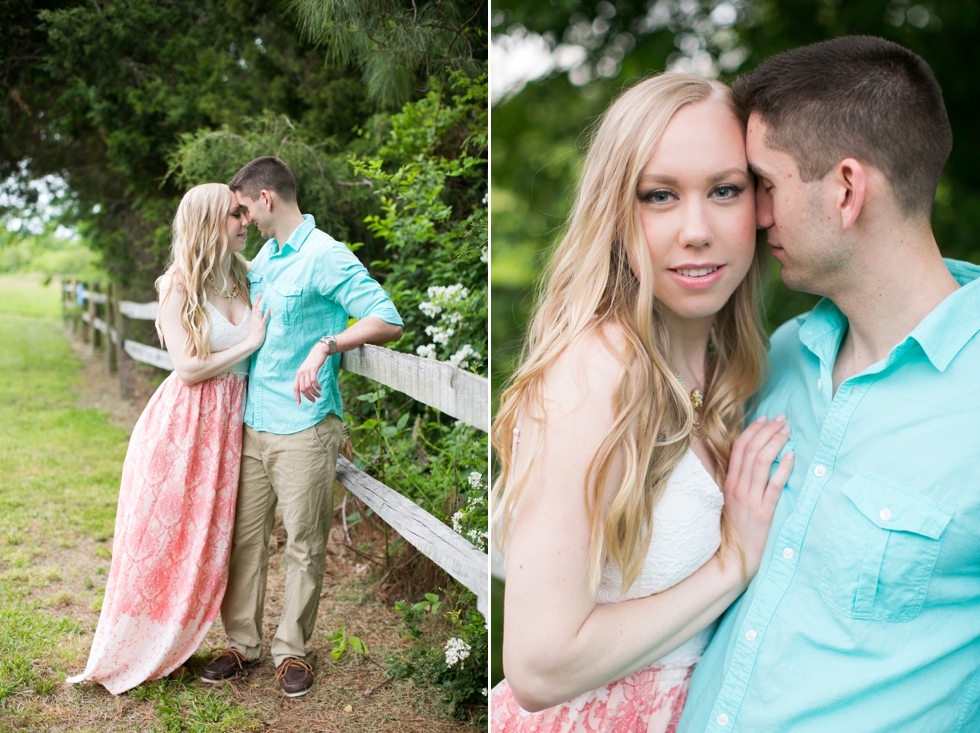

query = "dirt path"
[[11, 326, 482, 732]]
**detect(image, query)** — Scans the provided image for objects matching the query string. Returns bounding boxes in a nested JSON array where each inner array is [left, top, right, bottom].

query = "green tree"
[[290, 0, 488, 108], [1, 0, 381, 289]]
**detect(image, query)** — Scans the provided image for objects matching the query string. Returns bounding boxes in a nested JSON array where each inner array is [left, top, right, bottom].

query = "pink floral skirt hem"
[[491, 664, 693, 733], [67, 371, 246, 695]]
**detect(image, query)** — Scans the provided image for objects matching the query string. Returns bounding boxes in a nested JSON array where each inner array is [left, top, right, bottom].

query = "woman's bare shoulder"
[[156, 271, 187, 310], [540, 322, 629, 419], [551, 322, 628, 379]]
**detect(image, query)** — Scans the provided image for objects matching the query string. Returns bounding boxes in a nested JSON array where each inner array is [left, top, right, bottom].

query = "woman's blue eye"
[[714, 185, 742, 199], [645, 190, 671, 203]]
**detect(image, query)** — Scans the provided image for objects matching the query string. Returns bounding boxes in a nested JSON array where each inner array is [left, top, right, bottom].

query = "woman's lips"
[[668, 264, 726, 290]]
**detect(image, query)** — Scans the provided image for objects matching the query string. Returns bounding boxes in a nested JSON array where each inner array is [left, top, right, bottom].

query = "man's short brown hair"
[[229, 156, 297, 204], [733, 35, 951, 216]]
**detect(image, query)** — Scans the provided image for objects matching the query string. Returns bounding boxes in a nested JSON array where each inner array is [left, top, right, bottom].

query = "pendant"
[[675, 374, 703, 427]]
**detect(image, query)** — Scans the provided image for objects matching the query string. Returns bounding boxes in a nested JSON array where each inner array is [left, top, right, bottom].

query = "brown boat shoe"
[[200, 648, 251, 683], [276, 657, 315, 697]]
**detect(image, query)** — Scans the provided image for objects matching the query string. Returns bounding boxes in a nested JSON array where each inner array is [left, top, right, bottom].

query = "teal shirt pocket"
[[820, 473, 953, 622], [248, 271, 264, 302], [274, 283, 304, 324]]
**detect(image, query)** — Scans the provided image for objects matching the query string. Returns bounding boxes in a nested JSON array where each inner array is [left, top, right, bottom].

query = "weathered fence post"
[[79, 282, 90, 344], [114, 286, 134, 399], [105, 284, 118, 374], [89, 284, 102, 355]]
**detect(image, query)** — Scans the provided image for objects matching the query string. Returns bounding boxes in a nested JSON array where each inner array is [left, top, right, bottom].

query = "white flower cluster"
[[467, 471, 484, 489], [420, 284, 469, 317], [449, 344, 480, 369], [444, 637, 471, 668], [467, 527, 488, 546], [425, 324, 454, 345], [415, 283, 481, 369], [452, 492, 487, 551]]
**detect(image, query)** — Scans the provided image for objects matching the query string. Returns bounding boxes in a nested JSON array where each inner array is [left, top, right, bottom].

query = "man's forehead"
[[745, 113, 793, 178]]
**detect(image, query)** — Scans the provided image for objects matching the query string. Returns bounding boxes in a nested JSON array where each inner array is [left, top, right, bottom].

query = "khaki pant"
[[220, 414, 343, 667]]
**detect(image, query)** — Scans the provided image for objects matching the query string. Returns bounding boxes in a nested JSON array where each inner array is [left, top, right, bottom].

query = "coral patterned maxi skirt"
[[491, 664, 693, 733], [67, 370, 246, 695]]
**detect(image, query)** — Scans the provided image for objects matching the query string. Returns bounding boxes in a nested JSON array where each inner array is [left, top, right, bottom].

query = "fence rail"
[[64, 280, 489, 615]]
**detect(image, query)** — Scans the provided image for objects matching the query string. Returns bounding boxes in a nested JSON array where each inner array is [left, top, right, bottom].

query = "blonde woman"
[[490, 74, 795, 732], [67, 183, 269, 694]]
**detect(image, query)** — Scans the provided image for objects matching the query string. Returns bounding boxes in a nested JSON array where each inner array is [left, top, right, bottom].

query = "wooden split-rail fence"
[[63, 280, 490, 616]]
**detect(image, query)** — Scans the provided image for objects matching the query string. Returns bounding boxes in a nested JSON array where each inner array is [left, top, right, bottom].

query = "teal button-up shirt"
[[245, 215, 403, 435], [678, 259, 980, 733]]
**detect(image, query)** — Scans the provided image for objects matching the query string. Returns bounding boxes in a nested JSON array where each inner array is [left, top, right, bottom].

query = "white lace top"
[[206, 300, 251, 374], [596, 448, 725, 669]]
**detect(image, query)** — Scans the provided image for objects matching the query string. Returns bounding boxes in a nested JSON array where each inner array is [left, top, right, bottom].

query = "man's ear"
[[260, 189, 274, 211], [835, 158, 867, 231]]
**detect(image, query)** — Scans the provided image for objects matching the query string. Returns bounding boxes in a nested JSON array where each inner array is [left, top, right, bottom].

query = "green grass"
[[0, 276, 266, 731], [0, 276, 128, 708], [0, 273, 63, 320]]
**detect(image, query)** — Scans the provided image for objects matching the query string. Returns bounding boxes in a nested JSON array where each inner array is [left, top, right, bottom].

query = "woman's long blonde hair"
[[155, 183, 250, 359], [491, 74, 769, 594]]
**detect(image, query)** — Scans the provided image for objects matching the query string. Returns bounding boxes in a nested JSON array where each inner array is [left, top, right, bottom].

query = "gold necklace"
[[208, 274, 238, 301], [675, 373, 704, 427]]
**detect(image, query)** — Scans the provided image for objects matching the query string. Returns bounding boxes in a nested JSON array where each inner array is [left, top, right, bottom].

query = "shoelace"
[[275, 658, 313, 684], [218, 647, 248, 670]]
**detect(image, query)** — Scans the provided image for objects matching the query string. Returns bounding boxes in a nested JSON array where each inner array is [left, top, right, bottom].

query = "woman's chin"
[[661, 295, 732, 324]]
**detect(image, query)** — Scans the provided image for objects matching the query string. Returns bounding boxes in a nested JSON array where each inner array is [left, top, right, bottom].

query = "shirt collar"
[[905, 259, 980, 371], [270, 214, 316, 255], [797, 258, 980, 373], [796, 298, 848, 371]]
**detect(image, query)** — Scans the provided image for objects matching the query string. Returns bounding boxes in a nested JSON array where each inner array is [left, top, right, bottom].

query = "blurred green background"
[[490, 0, 980, 688]]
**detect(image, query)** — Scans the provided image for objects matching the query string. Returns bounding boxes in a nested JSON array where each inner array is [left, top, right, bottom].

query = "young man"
[[678, 37, 980, 731], [201, 157, 403, 696]]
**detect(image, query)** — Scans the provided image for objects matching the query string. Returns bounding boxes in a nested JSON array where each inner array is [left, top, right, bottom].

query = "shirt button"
[[814, 465, 827, 477], [783, 547, 795, 560], [717, 713, 730, 726], [879, 508, 892, 521], [745, 629, 757, 641]]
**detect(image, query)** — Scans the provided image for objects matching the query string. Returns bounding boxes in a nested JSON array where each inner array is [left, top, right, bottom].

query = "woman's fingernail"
[[756, 415, 767, 423], [784, 451, 794, 460], [775, 413, 786, 422], [780, 425, 791, 434]]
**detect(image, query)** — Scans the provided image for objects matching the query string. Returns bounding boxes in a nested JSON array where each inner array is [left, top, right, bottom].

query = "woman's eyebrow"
[[637, 168, 749, 187]]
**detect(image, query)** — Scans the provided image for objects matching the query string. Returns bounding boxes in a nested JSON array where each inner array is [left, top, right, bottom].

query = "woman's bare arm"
[[502, 330, 791, 712]]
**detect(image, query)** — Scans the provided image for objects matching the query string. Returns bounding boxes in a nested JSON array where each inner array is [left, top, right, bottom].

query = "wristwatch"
[[319, 334, 338, 356]]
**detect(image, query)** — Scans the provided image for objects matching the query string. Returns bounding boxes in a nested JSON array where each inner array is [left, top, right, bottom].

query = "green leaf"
[[349, 636, 368, 655]]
